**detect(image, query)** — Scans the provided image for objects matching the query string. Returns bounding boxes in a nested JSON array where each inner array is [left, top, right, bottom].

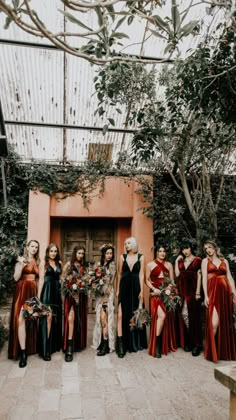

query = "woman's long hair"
[[154, 243, 167, 260], [180, 240, 196, 257], [23, 239, 40, 265], [203, 240, 224, 261], [44, 243, 61, 270], [70, 245, 86, 268], [100, 245, 115, 268]]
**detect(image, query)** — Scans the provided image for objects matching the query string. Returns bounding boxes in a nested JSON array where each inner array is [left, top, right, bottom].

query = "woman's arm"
[[195, 269, 202, 300], [138, 255, 145, 300], [116, 255, 123, 297], [145, 263, 161, 296], [201, 258, 209, 307], [174, 255, 183, 278], [225, 259, 236, 296], [168, 262, 174, 283], [13, 257, 26, 282], [37, 262, 45, 298]]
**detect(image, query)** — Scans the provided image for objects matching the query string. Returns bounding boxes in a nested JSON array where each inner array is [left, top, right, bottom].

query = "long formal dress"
[[205, 259, 236, 362], [92, 261, 116, 352], [177, 257, 202, 350], [63, 264, 88, 352], [8, 260, 39, 360], [148, 260, 177, 357], [118, 253, 147, 353], [38, 264, 62, 358]]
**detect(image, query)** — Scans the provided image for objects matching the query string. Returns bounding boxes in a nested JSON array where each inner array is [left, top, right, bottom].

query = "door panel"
[[61, 218, 115, 313]]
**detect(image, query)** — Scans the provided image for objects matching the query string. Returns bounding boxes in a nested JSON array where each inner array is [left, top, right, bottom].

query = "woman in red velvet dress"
[[146, 245, 177, 358], [202, 240, 236, 362], [175, 241, 202, 356], [8, 240, 43, 368], [62, 245, 88, 362]]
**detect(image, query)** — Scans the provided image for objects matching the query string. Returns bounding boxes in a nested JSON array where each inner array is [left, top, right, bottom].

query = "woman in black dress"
[[38, 243, 62, 361], [116, 237, 147, 358]]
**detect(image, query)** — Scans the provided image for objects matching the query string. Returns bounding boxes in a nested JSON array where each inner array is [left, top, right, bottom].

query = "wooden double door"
[[61, 218, 116, 265], [61, 218, 116, 312]]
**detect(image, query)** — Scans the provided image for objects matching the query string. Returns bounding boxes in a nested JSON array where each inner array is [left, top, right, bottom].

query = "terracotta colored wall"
[[28, 177, 153, 306]]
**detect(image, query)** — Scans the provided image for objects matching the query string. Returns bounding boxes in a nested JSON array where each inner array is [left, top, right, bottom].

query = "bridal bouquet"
[[62, 267, 92, 297], [129, 302, 151, 331], [90, 263, 112, 296], [152, 280, 182, 312], [22, 296, 53, 320]]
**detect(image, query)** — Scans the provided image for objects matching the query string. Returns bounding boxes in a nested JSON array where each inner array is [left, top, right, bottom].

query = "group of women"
[[7, 237, 236, 367]]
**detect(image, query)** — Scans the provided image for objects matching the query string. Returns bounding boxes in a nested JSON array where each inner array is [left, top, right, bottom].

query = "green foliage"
[[94, 61, 156, 124], [0, 320, 8, 350]]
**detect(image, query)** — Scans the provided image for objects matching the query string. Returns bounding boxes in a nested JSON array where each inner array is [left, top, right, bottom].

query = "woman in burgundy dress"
[[175, 241, 202, 356], [62, 245, 88, 362], [8, 239, 43, 367], [202, 240, 236, 362], [146, 244, 177, 358]]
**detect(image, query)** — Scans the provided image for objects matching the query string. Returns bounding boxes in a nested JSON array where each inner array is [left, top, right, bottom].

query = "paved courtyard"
[[0, 315, 234, 420]]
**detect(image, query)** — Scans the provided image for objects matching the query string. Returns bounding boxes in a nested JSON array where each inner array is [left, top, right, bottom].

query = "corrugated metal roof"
[[0, 1, 229, 165]]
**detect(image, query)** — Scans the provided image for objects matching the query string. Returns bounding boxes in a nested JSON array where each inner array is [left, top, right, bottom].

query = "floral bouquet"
[[90, 264, 112, 296], [22, 296, 53, 320], [129, 302, 151, 331], [62, 267, 92, 298], [152, 280, 182, 312]]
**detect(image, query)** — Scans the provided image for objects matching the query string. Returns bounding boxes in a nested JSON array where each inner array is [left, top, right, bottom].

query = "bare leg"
[[18, 312, 26, 350], [117, 303, 122, 336], [100, 307, 108, 339], [182, 299, 189, 329], [47, 313, 52, 338], [68, 307, 75, 339], [156, 306, 166, 336], [212, 307, 219, 336]]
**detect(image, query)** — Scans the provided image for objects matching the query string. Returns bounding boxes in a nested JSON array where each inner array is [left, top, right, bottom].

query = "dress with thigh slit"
[[204, 259, 236, 362], [148, 260, 177, 357]]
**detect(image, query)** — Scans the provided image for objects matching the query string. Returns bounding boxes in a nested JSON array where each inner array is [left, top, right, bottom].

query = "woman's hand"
[[17, 256, 27, 266], [138, 292, 143, 301], [204, 295, 209, 308], [195, 292, 201, 301], [152, 288, 161, 296], [176, 255, 183, 262]]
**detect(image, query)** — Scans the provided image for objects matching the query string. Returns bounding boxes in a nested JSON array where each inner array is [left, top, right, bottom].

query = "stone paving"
[[0, 315, 234, 420]]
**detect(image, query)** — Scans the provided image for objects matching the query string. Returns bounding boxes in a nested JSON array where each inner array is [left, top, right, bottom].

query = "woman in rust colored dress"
[[175, 241, 202, 356], [146, 244, 177, 358], [8, 240, 43, 368], [202, 240, 236, 362], [62, 245, 88, 362]]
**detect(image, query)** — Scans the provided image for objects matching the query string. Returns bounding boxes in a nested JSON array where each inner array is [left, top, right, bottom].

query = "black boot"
[[43, 338, 51, 361], [19, 349, 27, 368], [65, 339, 73, 362], [116, 336, 125, 358], [155, 336, 162, 358], [97, 338, 109, 356]]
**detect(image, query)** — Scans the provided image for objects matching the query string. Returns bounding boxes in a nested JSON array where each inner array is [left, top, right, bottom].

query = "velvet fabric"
[[118, 253, 147, 353], [204, 259, 236, 362], [38, 264, 62, 358], [63, 264, 88, 352], [177, 257, 202, 349], [8, 260, 39, 360], [148, 260, 177, 356]]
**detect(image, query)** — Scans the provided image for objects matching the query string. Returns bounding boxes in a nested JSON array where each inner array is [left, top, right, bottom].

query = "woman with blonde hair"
[[8, 240, 43, 367], [116, 236, 147, 358], [202, 240, 236, 362]]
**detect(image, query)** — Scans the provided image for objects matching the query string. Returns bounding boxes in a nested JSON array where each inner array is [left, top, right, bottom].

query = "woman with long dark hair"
[[116, 237, 147, 358], [8, 239, 43, 367], [175, 241, 202, 356], [146, 244, 177, 358], [92, 243, 116, 355], [62, 245, 88, 362], [202, 240, 236, 362], [38, 243, 62, 361]]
